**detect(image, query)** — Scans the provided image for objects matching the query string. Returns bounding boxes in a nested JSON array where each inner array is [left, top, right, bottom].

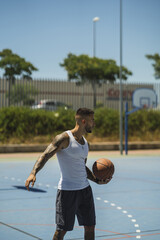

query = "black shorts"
[[56, 185, 96, 231]]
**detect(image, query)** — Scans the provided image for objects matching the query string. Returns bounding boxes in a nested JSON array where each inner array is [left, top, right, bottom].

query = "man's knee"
[[52, 230, 67, 240], [84, 225, 95, 232]]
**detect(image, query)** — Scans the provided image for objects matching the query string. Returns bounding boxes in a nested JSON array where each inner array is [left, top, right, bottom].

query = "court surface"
[[0, 150, 160, 240]]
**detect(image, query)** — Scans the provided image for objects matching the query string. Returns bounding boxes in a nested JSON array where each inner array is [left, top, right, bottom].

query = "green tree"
[[146, 53, 160, 79], [60, 53, 132, 108], [0, 48, 38, 105], [0, 49, 38, 84]]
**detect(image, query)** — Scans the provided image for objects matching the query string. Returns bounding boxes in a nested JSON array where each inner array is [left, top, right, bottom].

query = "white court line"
[[95, 197, 142, 239]]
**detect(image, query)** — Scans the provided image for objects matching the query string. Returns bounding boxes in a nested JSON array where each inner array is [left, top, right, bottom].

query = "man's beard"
[[85, 125, 92, 133]]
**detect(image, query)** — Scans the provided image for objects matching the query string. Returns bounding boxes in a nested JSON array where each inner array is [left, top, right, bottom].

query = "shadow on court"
[[0, 153, 160, 240]]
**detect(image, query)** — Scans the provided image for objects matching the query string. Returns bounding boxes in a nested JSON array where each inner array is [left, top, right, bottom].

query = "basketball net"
[[143, 104, 148, 109]]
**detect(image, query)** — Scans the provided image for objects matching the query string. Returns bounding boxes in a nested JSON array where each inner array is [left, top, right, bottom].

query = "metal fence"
[[0, 78, 160, 111]]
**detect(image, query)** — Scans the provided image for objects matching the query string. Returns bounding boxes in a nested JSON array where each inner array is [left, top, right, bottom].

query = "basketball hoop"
[[143, 104, 147, 109], [132, 88, 157, 109], [125, 88, 157, 155]]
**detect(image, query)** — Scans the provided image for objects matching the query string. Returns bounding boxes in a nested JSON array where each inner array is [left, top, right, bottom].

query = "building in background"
[[0, 78, 159, 111]]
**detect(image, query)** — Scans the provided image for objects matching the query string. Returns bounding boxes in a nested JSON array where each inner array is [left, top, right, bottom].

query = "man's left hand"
[[96, 177, 112, 185]]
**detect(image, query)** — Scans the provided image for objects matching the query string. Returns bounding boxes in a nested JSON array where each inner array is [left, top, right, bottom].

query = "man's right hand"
[[25, 174, 36, 191]]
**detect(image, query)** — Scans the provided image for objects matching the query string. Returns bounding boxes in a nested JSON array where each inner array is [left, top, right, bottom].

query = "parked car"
[[31, 99, 71, 111]]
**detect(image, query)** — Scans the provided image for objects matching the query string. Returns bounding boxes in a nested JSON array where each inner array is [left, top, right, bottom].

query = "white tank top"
[[56, 130, 89, 190]]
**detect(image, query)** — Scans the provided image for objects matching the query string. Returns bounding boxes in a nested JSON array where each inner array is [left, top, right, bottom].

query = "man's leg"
[[77, 186, 96, 240], [52, 230, 67, 240], [84, 225, 95, 240]]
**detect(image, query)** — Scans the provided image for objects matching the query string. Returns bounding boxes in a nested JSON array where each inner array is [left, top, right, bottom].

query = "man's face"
[[84, 114, 95, 133]]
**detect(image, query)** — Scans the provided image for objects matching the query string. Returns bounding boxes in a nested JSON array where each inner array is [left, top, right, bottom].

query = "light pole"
[[119, 0, 123, 155], [93, 17, 100, 57]]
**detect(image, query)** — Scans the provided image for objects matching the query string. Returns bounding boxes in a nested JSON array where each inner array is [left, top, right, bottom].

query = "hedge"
[[93, 107, 119, 138], [0, 107, 75, 142], [0, 107, 160, 142]]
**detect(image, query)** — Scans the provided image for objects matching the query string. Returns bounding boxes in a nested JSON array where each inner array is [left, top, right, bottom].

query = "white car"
[[31, 100, 70, 111]]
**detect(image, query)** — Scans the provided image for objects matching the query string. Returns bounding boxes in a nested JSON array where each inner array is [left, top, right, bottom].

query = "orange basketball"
[[92, 158, 115, 180]]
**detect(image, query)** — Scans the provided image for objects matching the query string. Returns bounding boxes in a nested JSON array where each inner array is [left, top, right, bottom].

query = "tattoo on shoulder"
[[53, 132, 68, 149]]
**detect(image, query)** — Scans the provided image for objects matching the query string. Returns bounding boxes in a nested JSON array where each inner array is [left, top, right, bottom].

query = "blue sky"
[[0, 0, 160, 83]]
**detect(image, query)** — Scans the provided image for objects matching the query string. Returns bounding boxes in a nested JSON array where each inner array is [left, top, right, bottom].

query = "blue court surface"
[[0, 152, 160, 240]]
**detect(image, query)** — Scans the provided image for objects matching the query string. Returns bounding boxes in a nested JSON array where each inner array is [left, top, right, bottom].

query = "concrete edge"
[[0, 142, 160, 153]]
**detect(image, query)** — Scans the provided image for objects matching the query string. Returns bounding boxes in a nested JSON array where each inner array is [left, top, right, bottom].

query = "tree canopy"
[[146, 53, 160, 80], [60, 53, 132, 84], [0, 49, 38, 84], [60, 53, 132, 107]]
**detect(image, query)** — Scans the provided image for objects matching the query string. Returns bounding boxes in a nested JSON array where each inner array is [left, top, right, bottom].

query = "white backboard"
[[132, 88, 157, 109]]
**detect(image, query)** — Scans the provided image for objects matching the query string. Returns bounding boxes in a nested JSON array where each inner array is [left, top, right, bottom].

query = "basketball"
[[92, 158, 115, 180]]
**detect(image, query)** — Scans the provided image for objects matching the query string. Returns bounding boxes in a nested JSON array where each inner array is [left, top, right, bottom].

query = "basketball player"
[[25, 108, 111, 240]]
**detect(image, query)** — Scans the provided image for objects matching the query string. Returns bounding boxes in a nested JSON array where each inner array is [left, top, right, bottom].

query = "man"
[[25, 108, 111, 240]]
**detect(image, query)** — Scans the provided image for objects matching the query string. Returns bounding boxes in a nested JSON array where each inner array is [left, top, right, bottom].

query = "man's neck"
[[71, 127, 85, 140]]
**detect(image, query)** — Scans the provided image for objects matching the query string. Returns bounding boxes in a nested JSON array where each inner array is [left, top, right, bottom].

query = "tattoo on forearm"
[[31, 143, 56, 175], [86, 166, 97, 183], [31, 132, 67, 175]]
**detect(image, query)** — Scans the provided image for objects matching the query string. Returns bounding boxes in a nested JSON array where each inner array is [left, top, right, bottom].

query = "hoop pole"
[[125, 102, 128, 155]]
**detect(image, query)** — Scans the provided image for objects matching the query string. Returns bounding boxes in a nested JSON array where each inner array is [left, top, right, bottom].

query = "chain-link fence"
[[0, 78, 159, 111]]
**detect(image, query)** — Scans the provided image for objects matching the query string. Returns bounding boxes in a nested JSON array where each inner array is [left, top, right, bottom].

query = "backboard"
[[132, 88, 157, 109]]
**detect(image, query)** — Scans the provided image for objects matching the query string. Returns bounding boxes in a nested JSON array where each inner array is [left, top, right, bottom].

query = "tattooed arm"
[[86, 166, 98, 182], [25, 132, 69, 190]]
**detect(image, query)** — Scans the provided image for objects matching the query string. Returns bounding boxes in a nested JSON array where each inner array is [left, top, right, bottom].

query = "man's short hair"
[[76, 108, 94, 117]]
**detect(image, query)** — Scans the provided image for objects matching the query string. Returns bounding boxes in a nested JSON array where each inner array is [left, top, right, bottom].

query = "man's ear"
[[82, 119, 86, 124]]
